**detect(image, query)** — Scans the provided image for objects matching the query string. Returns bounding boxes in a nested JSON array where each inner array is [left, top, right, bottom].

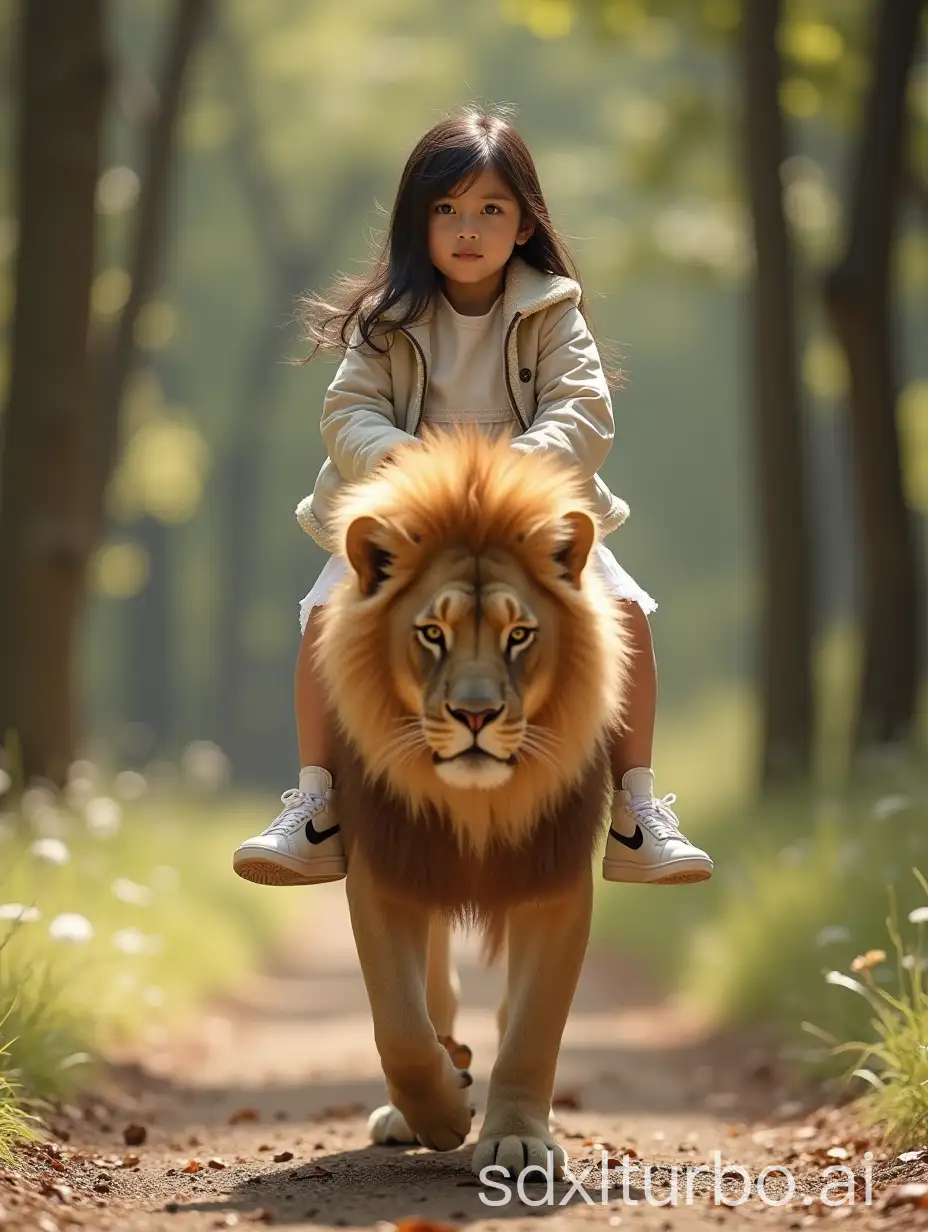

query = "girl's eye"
[[435, 203, 453, 214], [484, 204, 502, 215]]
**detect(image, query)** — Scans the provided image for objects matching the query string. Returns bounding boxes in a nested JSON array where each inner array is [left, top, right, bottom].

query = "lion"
[[311, 426, 632, 1178]]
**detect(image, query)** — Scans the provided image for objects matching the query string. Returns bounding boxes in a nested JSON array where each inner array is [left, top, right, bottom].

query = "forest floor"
[[4, 880, 928, 1232]]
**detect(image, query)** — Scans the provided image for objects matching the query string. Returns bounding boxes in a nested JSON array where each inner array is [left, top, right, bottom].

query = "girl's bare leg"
[[295, 608, 332, 767], [608, 599, 657, 785]]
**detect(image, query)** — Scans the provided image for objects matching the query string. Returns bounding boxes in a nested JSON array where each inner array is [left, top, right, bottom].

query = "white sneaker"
[[602, 784, 713, 886], [232, 769, 346, 886]]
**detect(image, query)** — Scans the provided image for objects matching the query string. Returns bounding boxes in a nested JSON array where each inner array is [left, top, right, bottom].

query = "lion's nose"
[[446, 703, 503, 733]]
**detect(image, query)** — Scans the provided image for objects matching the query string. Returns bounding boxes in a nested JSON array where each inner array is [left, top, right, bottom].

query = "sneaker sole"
[[602, 857, 713, 886], [232, 851, 346, 887]]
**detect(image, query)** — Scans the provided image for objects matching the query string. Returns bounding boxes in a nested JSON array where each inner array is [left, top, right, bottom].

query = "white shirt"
[[417, 292, 520, 439]]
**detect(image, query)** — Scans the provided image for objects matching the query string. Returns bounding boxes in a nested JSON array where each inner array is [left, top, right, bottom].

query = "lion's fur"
[[314, 427, 632, 951]]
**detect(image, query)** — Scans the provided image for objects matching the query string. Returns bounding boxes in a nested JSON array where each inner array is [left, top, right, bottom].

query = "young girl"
[[232, 109, 713, 890]]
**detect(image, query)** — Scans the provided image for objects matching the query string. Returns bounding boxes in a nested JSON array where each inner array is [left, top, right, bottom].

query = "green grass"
[[809, 872, 928, 1149], [0, 786, 300, 1155]]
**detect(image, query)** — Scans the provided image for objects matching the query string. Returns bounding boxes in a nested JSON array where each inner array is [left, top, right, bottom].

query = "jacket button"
[[519, 367, 532, 383]]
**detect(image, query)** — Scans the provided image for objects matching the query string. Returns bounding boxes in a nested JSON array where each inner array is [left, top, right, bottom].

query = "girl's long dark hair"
[[299, 106, 620, 383]]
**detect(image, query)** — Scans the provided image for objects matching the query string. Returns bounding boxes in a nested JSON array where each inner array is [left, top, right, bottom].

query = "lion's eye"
[[416, 623, 446, 651], [506, 626, 536, 654]]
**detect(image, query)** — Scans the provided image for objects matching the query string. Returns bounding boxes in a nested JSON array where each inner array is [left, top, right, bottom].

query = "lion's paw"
[[472, 1110, 569, 1179], [382, 1070, 474, 1153], [368, 1104, 418, 1146]]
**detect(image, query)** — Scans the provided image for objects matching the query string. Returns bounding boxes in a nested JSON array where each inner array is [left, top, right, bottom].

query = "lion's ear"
[[554, 510, 595, 588], [344, 515, 394, 597]]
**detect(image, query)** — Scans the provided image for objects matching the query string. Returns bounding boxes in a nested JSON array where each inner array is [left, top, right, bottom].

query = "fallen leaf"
[[272, 1150, 294, 1163], [208, 1158, 228, 1170], [316, 1102, 367, 1120], [884, 1182, 928, 1209], [552, 1090, 581, 1110], [40, 1182, 73, 1203], [123, 1123, 147, 1146], [182, 1160, 203, 1174], [228, 1108, 260, 1126], [606, 1152, 638, 1166], [393, 1221, 460, 1232]]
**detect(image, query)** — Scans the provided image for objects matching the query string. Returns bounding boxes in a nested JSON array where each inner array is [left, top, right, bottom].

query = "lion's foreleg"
[[426, 915, 459, 1037], [346, 857, 472, 1152], [473, 870, 593, 1178]]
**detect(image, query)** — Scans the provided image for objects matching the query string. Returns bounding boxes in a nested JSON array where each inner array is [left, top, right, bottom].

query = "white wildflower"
[[65, 776, 96, 809], [112, 928, 162, 956], [872, 794, 910, 822], [111, 878, 153, 908], [21, 786, 55, 821], [30, 837, 69, 865], [29, 802, 68, 839], [778, 842, 809, 868], [815, 925, 851, 948], [825, 970, 869, 996], [150, 865, 179, 894], [68, 760, 100, 784], [114, 770, 147, 801], [0, 903, 40, 923], [49, 913, 94, 943], [909, 907, 928, 925], [85, 796, 122, 839], [181, 741, 231, 793]]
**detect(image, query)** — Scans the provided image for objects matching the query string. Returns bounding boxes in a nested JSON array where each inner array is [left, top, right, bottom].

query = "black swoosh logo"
[[609, 823, 644, 851], [305, 819, 340, 845]]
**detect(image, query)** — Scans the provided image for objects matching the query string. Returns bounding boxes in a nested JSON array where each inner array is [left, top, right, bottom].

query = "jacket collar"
[[380, 255, 580, 340]]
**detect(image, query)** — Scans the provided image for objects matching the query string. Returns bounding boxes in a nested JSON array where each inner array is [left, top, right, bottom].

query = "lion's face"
[[383, 546, 565, 790], [314, 428, 631, 848]]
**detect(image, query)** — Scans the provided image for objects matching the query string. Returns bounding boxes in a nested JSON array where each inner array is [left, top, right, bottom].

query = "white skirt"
[[299, 542, 656, 634]]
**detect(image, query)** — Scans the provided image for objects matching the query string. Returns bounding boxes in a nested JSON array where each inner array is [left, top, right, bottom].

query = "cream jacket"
[[296, 255, 629, 551]]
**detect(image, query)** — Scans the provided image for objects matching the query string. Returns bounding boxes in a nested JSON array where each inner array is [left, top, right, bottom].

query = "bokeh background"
[[1, 0, 928, 1153]]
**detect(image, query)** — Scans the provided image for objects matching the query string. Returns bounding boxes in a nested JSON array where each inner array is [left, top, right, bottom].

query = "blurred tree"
[[93, 0, 211, 534], [741, 0, 813, 785], [101, 0, 211, 755], [823, 0, 925, 758], [0, 1, 109, 785]]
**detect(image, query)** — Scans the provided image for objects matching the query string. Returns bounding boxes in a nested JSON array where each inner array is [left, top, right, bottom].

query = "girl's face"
[[428, 167, 534, 289]]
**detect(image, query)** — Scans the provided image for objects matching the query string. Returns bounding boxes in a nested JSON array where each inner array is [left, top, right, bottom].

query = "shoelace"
[[268, 788, 327, 832], [632, 792, 683, 842]]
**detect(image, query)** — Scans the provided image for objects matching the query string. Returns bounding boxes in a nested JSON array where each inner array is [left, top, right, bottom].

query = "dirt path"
[[6, 883, 926, 1230]]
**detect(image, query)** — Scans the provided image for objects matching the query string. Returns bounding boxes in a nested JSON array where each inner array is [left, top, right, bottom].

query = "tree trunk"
[[823, 0, 924, 756], [106, 0, 210, 760], [93, 0, 211, 530], [0, 1, 109, 785], [125, 515, 172, 760], [740, 0, 814, 788]]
